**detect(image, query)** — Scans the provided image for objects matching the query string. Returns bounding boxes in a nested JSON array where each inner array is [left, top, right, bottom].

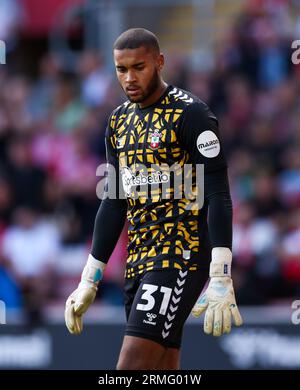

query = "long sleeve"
[[90, 114, 128, 263], [177, 101, 232, 249], [204, 168, 232, 249]]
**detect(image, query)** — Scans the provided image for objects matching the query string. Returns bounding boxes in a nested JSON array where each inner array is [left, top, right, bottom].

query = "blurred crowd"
[[0, 0, 300, 324]]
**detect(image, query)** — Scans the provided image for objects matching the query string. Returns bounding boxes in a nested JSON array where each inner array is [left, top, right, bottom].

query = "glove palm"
[[192, 276, 243, 336]]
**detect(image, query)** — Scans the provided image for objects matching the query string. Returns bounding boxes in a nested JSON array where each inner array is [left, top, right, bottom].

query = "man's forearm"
[[205, 168, 232, 249], [91, 198, 127, 262]]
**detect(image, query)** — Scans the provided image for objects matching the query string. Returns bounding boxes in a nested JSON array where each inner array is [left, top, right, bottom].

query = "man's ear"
[[157, 53, 164, 72]]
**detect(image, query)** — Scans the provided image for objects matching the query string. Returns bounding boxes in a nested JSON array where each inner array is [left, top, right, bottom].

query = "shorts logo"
[[143, 312, 157, 326], [149, 130, 162, 149], [197, 130, 220, 158]]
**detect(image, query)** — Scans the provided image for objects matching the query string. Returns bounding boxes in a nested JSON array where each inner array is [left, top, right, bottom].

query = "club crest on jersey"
[[149, 130, 162, 149]]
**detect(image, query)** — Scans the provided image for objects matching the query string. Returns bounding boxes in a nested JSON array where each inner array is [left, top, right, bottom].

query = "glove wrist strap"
[[79, 254, 106, 289], [209, 247, 232, 277]]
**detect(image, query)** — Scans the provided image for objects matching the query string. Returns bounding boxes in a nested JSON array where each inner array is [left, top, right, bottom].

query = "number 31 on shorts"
[[136, 283, 172, 315]]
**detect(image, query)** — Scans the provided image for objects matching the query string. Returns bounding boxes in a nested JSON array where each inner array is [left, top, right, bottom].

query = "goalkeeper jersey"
[[105, 85, 227, 278]]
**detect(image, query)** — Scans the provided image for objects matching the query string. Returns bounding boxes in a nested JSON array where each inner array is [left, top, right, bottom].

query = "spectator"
[[2, 206, 60, 324]]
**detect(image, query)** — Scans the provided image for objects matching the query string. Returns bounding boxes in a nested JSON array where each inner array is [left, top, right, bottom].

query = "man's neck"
[[138, 81, 168, 109]]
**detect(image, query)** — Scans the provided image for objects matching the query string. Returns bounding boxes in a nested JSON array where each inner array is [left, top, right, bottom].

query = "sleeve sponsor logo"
[[197, 130, 220, 158]]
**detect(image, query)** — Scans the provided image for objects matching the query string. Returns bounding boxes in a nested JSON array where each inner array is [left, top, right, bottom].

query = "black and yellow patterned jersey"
[[105, 85, 227, 278]]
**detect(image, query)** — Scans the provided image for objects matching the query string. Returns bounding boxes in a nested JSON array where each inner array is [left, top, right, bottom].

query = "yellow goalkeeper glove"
[[65, 255, 106, 335], [192, 247, 243, 336]]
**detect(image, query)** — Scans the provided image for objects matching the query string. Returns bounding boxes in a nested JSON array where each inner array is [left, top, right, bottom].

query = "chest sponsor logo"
[[121, 166, 169, 197]]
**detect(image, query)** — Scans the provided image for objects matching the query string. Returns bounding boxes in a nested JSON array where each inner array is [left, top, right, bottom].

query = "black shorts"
[[124, 267, 209, 348]]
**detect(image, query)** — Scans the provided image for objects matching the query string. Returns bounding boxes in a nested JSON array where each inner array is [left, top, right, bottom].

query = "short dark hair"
[[113, 28, 160, 54]]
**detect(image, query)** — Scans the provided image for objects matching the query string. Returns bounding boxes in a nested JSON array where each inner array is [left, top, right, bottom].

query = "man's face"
[[114, 46, 164, 103]]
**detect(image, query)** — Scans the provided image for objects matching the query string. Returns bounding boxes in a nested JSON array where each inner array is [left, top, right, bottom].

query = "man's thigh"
[[124, 267, 209, 348]]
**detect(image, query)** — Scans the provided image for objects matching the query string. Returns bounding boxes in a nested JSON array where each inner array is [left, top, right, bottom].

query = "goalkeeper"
[[65, 28, 243, 370]]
